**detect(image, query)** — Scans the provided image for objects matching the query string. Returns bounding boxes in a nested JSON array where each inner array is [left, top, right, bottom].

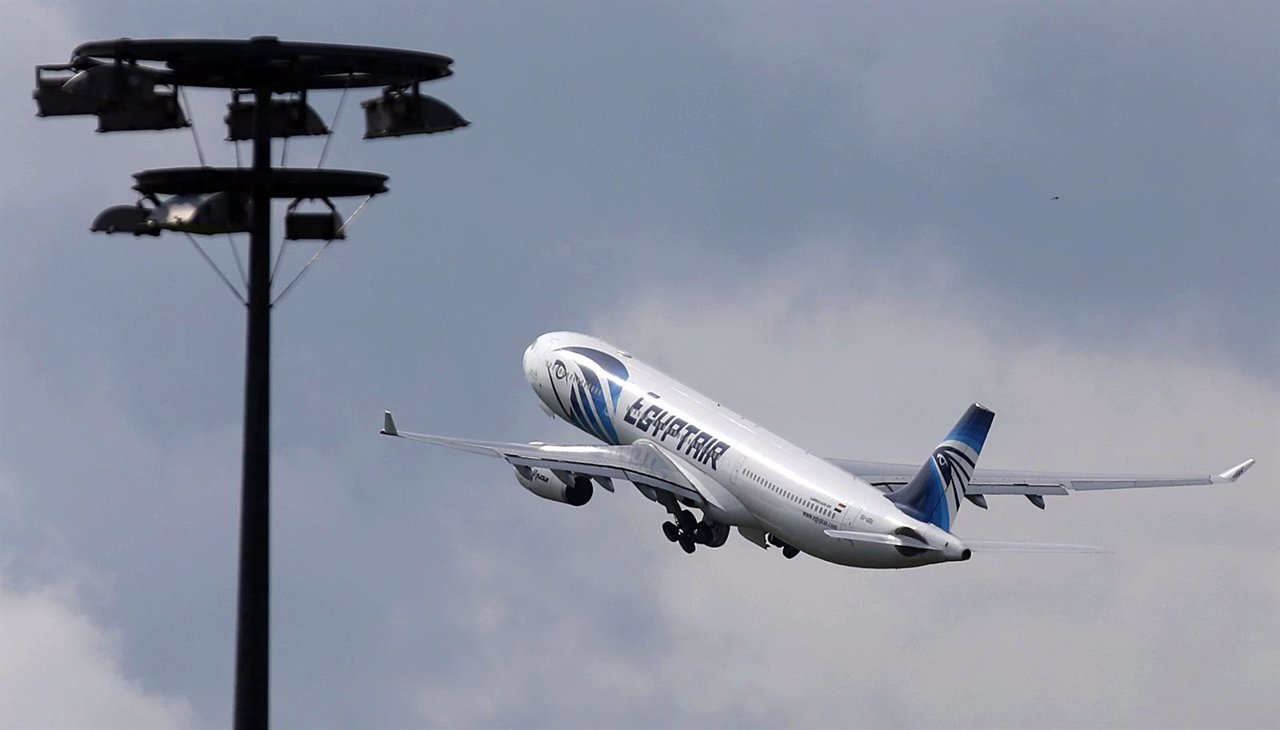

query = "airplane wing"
[[380, 411, 706, 505], [826, 457, 1256, 497]]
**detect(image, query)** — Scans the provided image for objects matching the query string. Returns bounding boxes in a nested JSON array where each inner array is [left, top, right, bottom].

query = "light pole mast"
[[33, 37, 469, 730], [235, 82, 274, 730]]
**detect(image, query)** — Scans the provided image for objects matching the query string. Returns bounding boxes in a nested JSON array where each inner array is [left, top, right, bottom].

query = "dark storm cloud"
[[689, 1, 1279, 380]]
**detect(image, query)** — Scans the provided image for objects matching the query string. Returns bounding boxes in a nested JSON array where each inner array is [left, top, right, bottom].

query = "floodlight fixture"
[[363, 84, 468, 139], [33, 65, 99, 116], [91, 202, 160, 236], [96, 92, 189, 132], [62, 62, 160, 102], [226, 93, 328, 141], [34, 61, 188, 131], [284, 198, 344, 241], [146, 192, 251, 235]]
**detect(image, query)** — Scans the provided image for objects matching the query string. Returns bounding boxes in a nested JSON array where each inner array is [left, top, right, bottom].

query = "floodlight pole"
[[235, 86, 272, 730], [36, 38, 464, 730]]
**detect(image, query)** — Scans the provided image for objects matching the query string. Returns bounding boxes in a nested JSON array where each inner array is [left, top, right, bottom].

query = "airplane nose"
[[523, 335, 544, 373]]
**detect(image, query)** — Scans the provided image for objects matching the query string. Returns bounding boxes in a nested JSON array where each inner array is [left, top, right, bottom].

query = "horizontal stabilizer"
[[963, 540, 1108, 554]]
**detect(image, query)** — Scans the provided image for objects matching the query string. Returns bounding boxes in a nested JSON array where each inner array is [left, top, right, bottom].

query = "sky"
[[1, 1, 1277, 728]]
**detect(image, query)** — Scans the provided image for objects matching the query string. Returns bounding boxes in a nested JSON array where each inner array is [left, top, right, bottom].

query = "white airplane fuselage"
[[523, 331, 970, 568]]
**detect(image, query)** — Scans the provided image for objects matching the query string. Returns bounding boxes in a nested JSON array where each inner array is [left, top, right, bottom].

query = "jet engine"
[[513, 465, 593, 506]]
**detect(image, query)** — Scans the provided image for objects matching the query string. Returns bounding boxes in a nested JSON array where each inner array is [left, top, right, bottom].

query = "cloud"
[[402, 235, 1278, 728], [699, 2, 1279, 173], [668, 2, 1280, 382], [0, 349, 238, 727], [600, 239, 1278, 728], [0, 563, 196, 729]]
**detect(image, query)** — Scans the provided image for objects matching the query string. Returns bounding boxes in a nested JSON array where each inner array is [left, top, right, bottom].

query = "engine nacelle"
[[513, 465, 593, 506]]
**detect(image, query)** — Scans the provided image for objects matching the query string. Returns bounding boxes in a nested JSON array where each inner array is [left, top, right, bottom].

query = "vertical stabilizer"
[[888, 404, 994, 531]]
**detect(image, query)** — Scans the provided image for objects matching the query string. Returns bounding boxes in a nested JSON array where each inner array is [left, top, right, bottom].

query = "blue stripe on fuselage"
[[569, 387, 605, 442], [562, 347, 629, 409], [579, 367, 619, 444]]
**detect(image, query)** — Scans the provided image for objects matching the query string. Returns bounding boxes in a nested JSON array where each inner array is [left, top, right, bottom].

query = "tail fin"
[[888, 404, 994, 531]]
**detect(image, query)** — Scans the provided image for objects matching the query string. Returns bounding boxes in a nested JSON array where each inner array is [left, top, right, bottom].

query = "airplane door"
[[721, 449, 746, 488], [838, 504, 866, 532]]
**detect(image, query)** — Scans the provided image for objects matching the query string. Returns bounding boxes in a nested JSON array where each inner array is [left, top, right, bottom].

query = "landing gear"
[[694, 522, 712, 544], [700, 520, 730, 548], [768, 533, 800, 559], [662, 521, 680, 542], [678, 533, 696, 554], [668, 509, 699, 554], [659, 508, 729, 554]]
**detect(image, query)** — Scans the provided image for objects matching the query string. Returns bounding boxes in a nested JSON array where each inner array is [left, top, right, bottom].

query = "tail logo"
[[934, 444, 976, 514], [934, 452, 955, 487]]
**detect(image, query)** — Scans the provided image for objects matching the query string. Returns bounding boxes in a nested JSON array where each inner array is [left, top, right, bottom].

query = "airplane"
[[380, 332, 1255, 569]]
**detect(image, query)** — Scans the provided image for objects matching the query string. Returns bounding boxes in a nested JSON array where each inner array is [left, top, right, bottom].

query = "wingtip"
[[381, 410, 399, 437], [1213, 458, 1255, 483]]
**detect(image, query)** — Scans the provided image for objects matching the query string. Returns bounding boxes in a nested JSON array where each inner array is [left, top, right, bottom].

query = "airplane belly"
[[771, 508, 942, 569], [795, 530, 935, 569]]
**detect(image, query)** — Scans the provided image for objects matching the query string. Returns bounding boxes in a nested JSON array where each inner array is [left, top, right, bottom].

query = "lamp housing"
[[284, 198, 344, 241], [62, 63, 159, 103], [225, 98, 328, 141], [33, 65, 99, 116], [146, 192, 250, 235], [90, 203, 160, 235], [97, 92, 188, 132], [362, 88, 467, 139]]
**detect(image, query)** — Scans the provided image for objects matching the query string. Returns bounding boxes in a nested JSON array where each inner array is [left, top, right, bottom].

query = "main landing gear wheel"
[[664, 509, 729, 554], [678, 533, 696, 554], [670, 509, 699, 553], [662, 521, 680, 543], [782, 545, 799, 559], [701, 521, 730, 548], [694, 522, 712, 544]]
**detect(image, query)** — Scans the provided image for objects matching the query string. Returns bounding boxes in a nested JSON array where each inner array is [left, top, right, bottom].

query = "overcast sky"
[[2, 2, 1277, 728]]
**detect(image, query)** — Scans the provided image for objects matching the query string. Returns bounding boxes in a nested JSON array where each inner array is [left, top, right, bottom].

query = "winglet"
[[381, 410, 400, 437], [1212, 458, 1255, 483]]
